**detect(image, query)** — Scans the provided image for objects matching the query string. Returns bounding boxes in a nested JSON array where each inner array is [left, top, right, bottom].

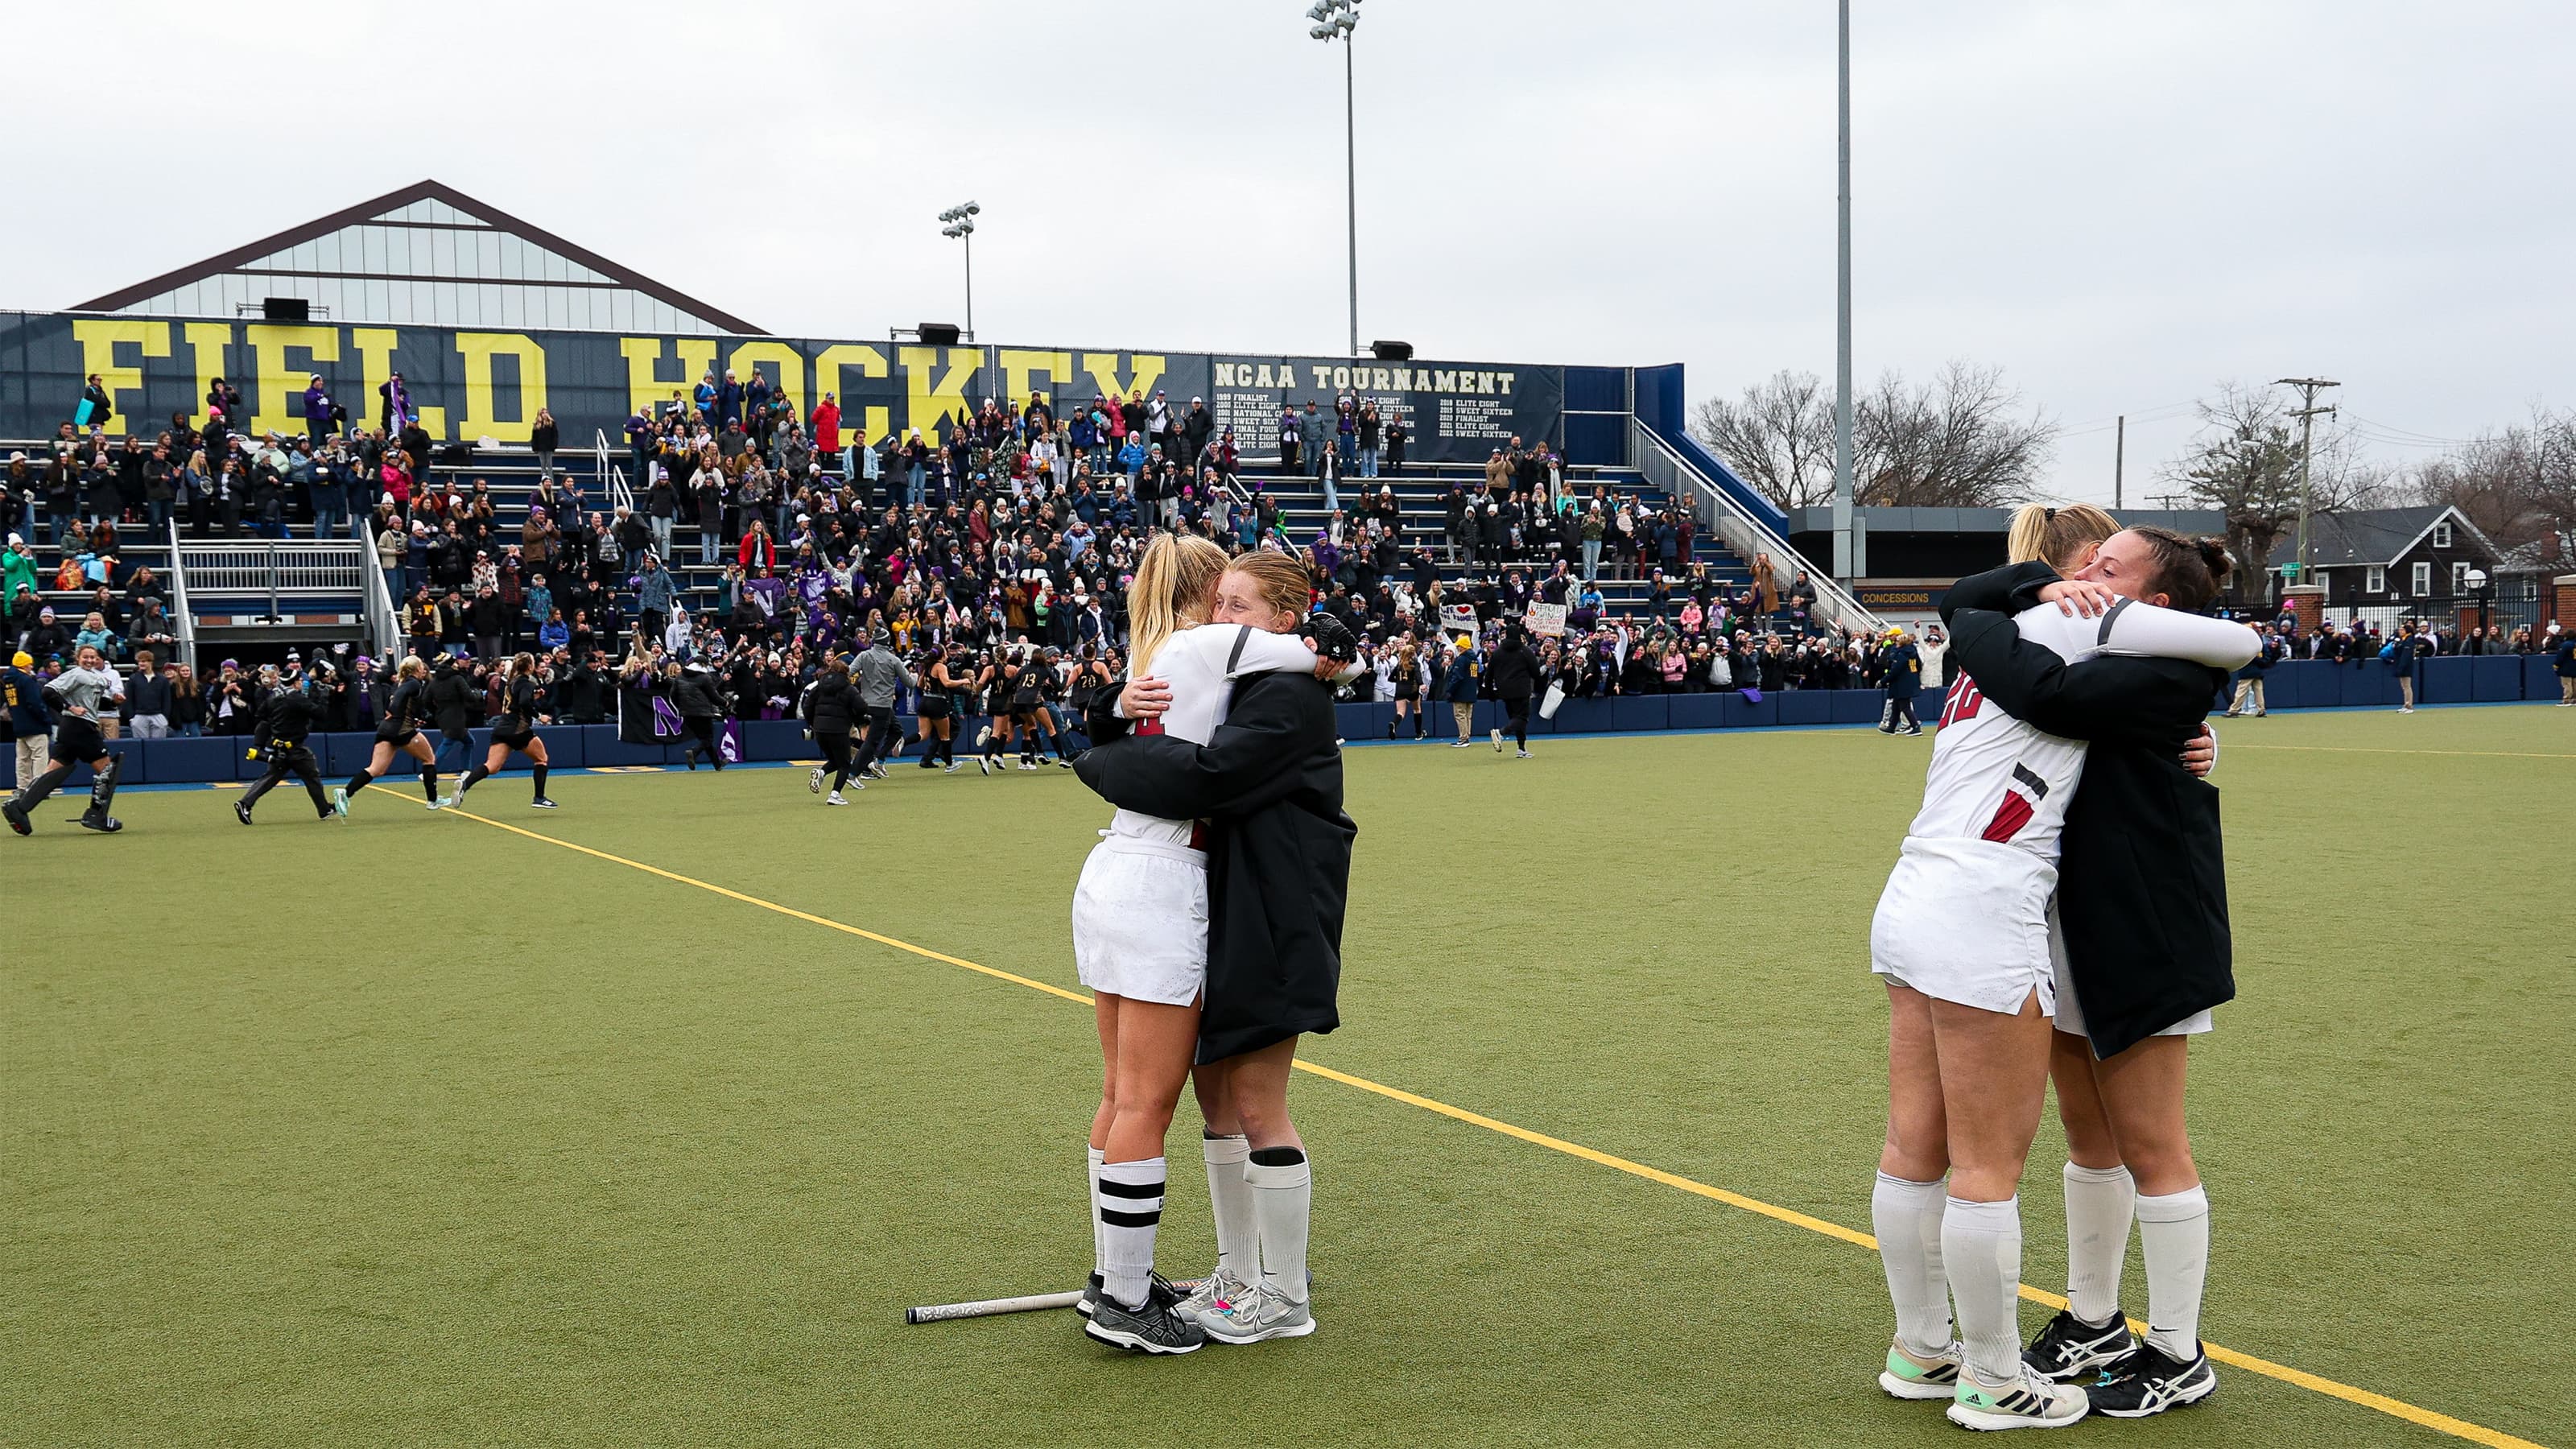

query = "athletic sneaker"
[[1490, 728, 1502, 752], [1019, 760, 1041, 771], [1516, 749, 1531, 758], [77, 810, 123, 834], [330, 786, 349, 818], [3, 799, 30, 835], [824, 791, 849, 806], [2087, 1343, 2217, 1418], [1451, 740, 1472, 749], [234, 800, 254, 826], [438, 795, 463, 810], [975, 725, 992, 749], [424, 797, 444, 811], [1174, 1265, 1254, 1326], [944, 761, 964, 773], [1878, 1337, 1964, 1401], [2023, 1307, 2134, 1382], [1082, 1275, 1206, 1355], [808, 766, 825, 794], [976, 756, 992, 776], [1946, 1373, 2089, 1432], [530, 798, 558, 809], [683, 749, 699, 770], [1076, 1272, 1103, 1319], [1198, 1281, 1315, 1344]]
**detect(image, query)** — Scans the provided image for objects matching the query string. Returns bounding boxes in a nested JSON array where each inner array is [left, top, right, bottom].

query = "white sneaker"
[[1451, 740, 1472, 749], [1878, 1337, 1965, 1401], [1517, 749, 1531, 758], [1946, 1373, 2089, 1431], [807, 766, 825, 794], [824, 791, 849, 805], [976, 756, 992, 776], [1490, 728, 1503, 752], [1175, 1265, 1255, 1325], [1197, 1281, 1316, 1344], [1019, 760, 1041, 770], [945, 761, 964, 771]]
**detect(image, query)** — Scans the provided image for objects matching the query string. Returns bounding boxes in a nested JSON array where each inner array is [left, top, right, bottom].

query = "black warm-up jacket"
[[1077, 670, 1355, 1065], [1940, 562, 2234, 1058]]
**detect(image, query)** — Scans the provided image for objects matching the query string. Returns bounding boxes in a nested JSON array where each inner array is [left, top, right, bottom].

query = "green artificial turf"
[[4, 708, 2570, 1447]]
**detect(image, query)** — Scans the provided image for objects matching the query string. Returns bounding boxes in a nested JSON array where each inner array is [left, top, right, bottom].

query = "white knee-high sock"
[[2062, 1162, 2136, 1326], [1872, 1172, 1951, 1356], [1246, 1146, 1311, 1305], [1942, 1195, 2025, 1386], [2135, 1185, 2210, 1360], [1086, 1146, 1106, 1278], [1202, 1133, 1256, 1284], [1096, 1157, 1167, 1311]]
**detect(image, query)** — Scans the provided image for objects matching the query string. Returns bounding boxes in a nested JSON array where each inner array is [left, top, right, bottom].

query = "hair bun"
[[2195, 537, 2235, 587]]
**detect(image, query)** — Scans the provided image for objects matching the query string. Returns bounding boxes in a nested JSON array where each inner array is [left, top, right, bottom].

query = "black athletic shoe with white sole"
[[1076, 1272, 1102, 1319], [1081, 1274, 1205, 1355], [2024, 1307, 2136, 1382], [2087, 1342, 2217, 1418]]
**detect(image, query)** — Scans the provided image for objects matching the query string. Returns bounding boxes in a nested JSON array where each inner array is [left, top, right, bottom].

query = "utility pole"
[[2114, 414, 2124, 510], [1831, 0, 1855, 585], [2276, 377, 2341, 580]]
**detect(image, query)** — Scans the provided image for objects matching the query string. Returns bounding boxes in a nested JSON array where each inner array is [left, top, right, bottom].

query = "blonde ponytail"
[[1127, 533, 1230, 676], [2005, 502, 2122, 572]]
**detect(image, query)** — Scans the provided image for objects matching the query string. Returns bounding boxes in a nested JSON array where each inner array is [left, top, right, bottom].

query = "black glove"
[[1300, 612, 1359, 664]]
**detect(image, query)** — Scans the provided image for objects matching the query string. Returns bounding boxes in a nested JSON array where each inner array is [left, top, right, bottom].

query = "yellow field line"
[[440, 805, 2549, 1449], [2227, 744, 2574, 760]]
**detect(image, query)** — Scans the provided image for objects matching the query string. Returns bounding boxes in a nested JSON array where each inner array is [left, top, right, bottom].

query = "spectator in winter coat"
[[1441, 636, 1482, 745]]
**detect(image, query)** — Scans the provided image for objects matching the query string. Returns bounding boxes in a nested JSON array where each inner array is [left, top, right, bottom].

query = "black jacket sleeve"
[[1073, 673, 1328, 821], [1939, 560, 2058, 628], [1948, 608, 2219, 749]]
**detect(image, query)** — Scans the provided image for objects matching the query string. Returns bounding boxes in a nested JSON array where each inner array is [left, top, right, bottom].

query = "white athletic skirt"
[[2046, 905, 2215, 1039], [1071, 833, 1209, 1007], [1870, 836, 2057, 1017]]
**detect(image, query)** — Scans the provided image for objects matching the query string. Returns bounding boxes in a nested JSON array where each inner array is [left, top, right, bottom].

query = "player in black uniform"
[[234, 666, 336, 824], [798, 655, 862, 803], [446, 653, 557, 809], [334, 656, 444, 815], [919, 646, 970, 772]]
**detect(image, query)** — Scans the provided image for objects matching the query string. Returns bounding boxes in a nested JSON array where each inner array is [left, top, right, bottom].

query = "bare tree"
[[2405, 407, 2576, 555], [1688, 370, 1839, 508], [1690, 362, 2055, 510], [2161, 382, 2384, 571]]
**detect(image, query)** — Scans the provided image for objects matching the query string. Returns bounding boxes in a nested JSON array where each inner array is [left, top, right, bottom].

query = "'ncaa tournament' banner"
[[0, 312, 1567, 465]]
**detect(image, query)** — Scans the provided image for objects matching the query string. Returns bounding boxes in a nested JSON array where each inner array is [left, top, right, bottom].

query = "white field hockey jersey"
[[1105, 623, 1319, 847], [1905, 601, 2256, 859]]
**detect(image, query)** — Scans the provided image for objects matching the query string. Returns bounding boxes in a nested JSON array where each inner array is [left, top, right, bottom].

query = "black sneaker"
[[1081, 1274, 1205, 1355], [2025, 1307, 2135, 1382], [77, 811, 123, 833], [530, 798, 559, 809], [2087, 1342, 2217, 1418], [1075, 1271, 1103, 1319], [235, 800, 255, 826], [3, 799, 31, 835]]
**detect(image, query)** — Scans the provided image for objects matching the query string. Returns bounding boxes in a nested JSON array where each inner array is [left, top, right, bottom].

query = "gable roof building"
[[2265, 505, 2497, 573], [71, 180, 762, 336]]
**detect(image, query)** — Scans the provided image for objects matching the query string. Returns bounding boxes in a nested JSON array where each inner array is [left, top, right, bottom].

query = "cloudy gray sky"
[[7, 0, 2568, 502]]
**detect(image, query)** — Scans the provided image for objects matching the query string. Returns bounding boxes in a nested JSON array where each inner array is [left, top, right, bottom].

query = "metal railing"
[[360, 532, 402, 658], [1627, 416, 1884, 638], [170, 539, 371, 620], [597, 428, 635, 514], [167, 521, 197, 671]]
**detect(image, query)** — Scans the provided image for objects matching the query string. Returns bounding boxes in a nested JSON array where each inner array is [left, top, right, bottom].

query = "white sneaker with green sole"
[[1878, 1337, 1963, 1401], [1946, 1373, 2090, 1431]]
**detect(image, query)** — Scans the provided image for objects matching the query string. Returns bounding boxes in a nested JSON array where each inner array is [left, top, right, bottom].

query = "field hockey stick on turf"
[[903, 1290, 1084, 1324], [902, 1278, 1209, 1325]]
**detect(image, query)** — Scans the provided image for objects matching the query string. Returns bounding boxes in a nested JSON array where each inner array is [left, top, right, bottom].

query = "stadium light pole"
[[1831, 0, 1855, 586], [939, 202, 980, 336], [1310, 0, 1362, 357]]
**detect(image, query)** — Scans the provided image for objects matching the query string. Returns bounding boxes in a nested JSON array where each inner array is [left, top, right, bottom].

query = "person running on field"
[[1061, 535, 1344, 1356], [445, 654, 557, 809], [1867, 503, 2251, 1430], [799, 655, 862, 804], [336, 656, 444, 814], [4, 645, 126, 836], [234, 667, 336, 825], [673, 660, 729, 770]]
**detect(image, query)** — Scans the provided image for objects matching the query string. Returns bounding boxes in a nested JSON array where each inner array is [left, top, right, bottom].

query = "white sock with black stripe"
[[1202, 1133, 1256, 1285], [2136, 1185, 2210, 1360], [1942, 1195, 2025, 1386], [1246, 1146, 1311, 1306], [2063, 1162, 2136, 1326], [1086, 1146, 1106, 1280], [1097, 1157, 1167, 1311], [1871, 1171, 1951, 1357]]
